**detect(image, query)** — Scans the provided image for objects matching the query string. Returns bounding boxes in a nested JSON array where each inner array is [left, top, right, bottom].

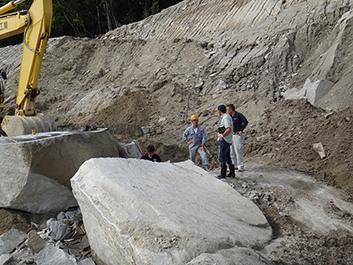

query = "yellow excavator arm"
[[0, 0, 56, 136]]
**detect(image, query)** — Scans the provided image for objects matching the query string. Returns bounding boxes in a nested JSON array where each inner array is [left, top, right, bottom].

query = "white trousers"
[[230, 133, 245, 170]]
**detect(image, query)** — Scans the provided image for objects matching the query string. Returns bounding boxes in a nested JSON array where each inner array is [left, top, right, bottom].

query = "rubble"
[[0, 208, 95, 265]]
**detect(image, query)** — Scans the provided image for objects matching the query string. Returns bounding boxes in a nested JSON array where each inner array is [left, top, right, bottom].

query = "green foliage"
[[151, 0, 160, 15], [0, 0, 183, 46]]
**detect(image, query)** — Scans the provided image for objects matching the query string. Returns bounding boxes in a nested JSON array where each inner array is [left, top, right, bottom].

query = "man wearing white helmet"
[[183, 114, 210, 172]]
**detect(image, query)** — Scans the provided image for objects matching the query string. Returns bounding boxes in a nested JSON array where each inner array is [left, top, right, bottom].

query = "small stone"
[[47, 218, 71, 241], [57, 212, 66, 221], [324, 112, 334, 118], [313, 142, 326, 159], [27, 230, 47, 254], [161, 240, 172, 249]]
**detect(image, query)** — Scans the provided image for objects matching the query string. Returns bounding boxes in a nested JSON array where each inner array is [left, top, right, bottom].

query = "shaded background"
[[0, 0, 183, 45]]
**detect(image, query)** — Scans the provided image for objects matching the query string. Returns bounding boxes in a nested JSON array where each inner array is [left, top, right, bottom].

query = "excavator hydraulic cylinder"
[[0, 0, 25, 16]]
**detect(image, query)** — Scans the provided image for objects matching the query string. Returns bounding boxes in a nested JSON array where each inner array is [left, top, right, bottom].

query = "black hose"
[[23, 10, 39, 54]]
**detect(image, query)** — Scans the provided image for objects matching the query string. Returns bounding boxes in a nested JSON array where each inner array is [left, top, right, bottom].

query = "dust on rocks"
[[223, 161, 353, 264], [0, 207, 93, 264], [245, 99, 353, 195]]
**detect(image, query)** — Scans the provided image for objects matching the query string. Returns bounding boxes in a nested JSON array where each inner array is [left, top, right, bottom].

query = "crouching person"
[[141, 145, 161, 162]]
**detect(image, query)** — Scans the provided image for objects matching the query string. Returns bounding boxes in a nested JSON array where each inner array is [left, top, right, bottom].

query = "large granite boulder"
[[71, 158, 272, 265], [0, 129, 124, 213]]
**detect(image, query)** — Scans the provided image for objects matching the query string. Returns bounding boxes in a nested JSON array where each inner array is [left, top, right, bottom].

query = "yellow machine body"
[[0, 0, 56, 136]]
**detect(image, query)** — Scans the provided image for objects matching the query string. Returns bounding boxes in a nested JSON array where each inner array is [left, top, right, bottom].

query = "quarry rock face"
[[101, 0, 353, 112], [2, 0, 352, 135], [0, 129, 123, 214], [71, 158, 272, 265]]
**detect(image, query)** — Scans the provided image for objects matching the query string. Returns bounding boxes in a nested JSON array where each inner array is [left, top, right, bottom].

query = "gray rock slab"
[[187, 247, 270, 265], [0, 254, 13, 265], [77, 258, 96, 265], [47, 218, 71, 241], [283, 76, 335, 106], [0, 129, 122, 213], [117, 140, 143, 158], [0, 229, 26, 255], [71, 158, 272, 265], [34, 244, 77, 265]]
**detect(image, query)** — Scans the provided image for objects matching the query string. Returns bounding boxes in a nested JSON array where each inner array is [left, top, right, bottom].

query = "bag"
[[218, 126, 226, 133]]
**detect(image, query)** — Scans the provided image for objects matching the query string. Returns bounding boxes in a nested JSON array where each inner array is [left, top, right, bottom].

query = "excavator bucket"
[[1, 114, 57, 136]]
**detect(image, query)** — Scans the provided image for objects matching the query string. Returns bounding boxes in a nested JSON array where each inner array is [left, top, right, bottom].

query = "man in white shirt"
[[215, 104, 235, 178]]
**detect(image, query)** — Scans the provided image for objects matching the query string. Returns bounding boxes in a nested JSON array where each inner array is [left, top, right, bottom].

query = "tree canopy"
[[0, 0, 182, 45]]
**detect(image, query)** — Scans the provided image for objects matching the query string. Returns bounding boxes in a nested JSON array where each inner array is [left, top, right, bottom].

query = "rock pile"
[[0, 208, 94, 265]]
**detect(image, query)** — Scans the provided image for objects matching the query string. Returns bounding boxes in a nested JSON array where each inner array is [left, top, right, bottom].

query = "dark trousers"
[[218, 139, 232, 167]]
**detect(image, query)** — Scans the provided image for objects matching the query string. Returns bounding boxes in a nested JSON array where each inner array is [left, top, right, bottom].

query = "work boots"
[[217, 166, 227, 178], [226, 164, 235, 178]]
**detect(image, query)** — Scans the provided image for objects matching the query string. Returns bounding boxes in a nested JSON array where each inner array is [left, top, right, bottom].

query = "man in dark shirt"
[[226, 104, 248, 171], [141, 145, 161, 162]]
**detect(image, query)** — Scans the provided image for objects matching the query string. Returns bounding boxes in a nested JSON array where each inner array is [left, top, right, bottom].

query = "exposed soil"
[[0, 209, 59, 235], [94, 89, 152, 137], [91, 90, 353, 198], [224, 161, 353, 264], [246, 99, 353, 195], [0, 209, 34, 235]]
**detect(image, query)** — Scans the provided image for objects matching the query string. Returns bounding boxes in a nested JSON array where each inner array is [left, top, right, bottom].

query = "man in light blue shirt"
[[215, 104, 234, 178], [183, 114, 210, 172]]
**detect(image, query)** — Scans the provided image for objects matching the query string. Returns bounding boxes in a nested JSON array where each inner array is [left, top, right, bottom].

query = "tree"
[[0, 0, 184, 45]]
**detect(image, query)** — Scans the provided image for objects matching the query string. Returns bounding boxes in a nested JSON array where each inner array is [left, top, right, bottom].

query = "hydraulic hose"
[[13, 0, 26, 5], [22, 9, 39, 54]]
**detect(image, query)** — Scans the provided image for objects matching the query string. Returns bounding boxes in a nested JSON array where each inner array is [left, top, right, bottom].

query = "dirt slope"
[[247, 99, 353, 194]]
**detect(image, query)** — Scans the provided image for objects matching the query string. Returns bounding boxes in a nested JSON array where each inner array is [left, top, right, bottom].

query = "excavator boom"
[[0, 0, 55, 136]]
